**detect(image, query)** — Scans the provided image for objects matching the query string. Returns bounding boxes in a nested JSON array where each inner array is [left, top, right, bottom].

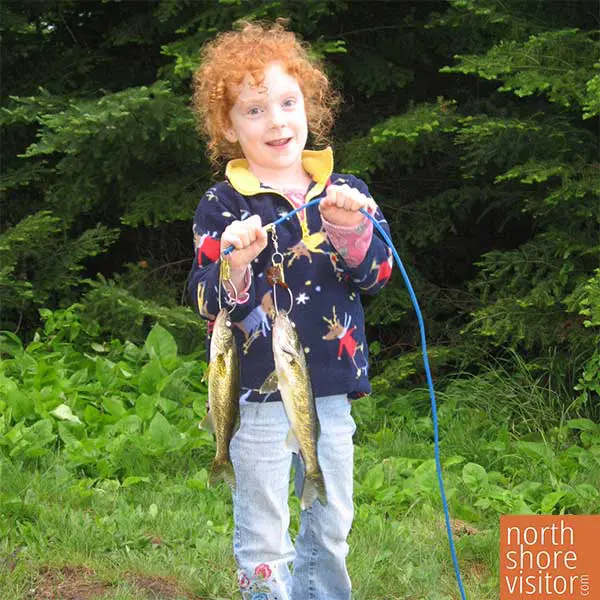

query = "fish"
[[260, 311, 327, 509], [201, 307, 240, 490]]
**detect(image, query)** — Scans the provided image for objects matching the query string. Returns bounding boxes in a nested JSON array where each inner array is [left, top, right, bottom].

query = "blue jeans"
[[230, 394, 356, 600]]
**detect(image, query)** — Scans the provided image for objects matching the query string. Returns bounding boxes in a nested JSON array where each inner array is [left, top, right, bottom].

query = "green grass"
[[0, 463, 237, 599], [0, 410, 499, 600], [0, 462, 497, 600], [1, 374, 598, 599]]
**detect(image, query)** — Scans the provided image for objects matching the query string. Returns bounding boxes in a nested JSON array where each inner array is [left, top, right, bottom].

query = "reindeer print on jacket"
[[322, 307, 367, 378]]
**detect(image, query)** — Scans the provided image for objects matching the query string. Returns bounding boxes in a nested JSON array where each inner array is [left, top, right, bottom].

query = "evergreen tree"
[[1, 0, 597, 412]]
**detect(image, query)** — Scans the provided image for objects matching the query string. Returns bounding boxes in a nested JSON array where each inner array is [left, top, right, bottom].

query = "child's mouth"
[[266, 138, 292, 147]]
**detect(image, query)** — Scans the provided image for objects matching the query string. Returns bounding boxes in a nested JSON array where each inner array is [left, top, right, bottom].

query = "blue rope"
[[222, 197, 467, 599], [361, 207, 468, 600], [222, 199, 323, 256]]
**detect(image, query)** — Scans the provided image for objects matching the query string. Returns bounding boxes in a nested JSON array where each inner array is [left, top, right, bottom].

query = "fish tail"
[[300, 471, 327, 510], [209, 458, 236, 490]]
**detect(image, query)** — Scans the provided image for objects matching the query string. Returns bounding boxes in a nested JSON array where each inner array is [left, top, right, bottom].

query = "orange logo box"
[[500, 515, 600, 599]]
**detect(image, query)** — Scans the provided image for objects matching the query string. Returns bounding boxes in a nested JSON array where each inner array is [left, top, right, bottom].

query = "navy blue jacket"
[[188, 148, 393, 403]]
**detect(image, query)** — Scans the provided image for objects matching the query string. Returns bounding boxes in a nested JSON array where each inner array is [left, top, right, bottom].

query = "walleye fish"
[[201, 307, 240, 489], [260, 311, 327, 509]]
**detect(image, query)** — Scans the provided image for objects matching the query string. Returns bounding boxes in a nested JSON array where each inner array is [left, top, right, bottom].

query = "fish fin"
[[209, 458, 236, 490], [201, 363, 210, 383], [300, 471, 327, 510], [259, 370, 279, 394], [200, 409, 215, 433], [284, 428, 301, 453]]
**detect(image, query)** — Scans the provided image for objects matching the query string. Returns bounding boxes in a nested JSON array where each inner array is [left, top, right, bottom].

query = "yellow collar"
[[225, 147, 333, 196]]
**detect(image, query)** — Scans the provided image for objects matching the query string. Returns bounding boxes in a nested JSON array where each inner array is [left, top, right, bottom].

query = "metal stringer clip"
[[266, 225, 293, 315]]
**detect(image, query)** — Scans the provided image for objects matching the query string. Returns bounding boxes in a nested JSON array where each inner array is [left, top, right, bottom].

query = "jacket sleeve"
[[328, 175, 394, 296], [187, 186, 258, 322]]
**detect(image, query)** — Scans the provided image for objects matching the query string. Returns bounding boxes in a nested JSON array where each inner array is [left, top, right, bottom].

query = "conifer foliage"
[[1, 0, 598, 413]]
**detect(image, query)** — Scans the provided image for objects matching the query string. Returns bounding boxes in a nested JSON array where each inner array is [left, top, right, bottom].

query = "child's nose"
[[268, 105, 286, 128]]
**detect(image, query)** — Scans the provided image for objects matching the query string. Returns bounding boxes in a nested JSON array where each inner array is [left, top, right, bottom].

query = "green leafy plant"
[[0, 309, 210, 480]]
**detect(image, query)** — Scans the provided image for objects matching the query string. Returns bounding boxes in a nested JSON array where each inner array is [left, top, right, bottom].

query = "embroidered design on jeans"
[[238, 563, 280, 600], [254, 563, 272, 579]]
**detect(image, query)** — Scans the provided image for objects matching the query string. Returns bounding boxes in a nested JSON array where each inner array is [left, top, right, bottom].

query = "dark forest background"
[[2, 0, 599, 415]]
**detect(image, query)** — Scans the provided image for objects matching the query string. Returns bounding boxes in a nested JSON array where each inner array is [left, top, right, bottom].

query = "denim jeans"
[[230, 394, 356, 600]]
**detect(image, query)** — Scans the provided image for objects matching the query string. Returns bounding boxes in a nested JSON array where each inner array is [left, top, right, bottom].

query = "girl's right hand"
[[220, 214, 269, 272]]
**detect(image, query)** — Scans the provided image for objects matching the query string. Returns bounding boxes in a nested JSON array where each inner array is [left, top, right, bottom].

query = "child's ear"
[[224, 127, 238, 144]]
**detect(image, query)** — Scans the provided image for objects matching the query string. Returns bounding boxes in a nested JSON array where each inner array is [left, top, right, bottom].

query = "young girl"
[[188, 20, 393, 600]]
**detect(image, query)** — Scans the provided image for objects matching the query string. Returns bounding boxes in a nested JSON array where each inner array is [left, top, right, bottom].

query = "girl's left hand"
[[319, 184, 377, 227]]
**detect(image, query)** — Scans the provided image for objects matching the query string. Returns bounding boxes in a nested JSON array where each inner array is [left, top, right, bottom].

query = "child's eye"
[[246, 106, 263, 116], [283, 98, 297, 108]]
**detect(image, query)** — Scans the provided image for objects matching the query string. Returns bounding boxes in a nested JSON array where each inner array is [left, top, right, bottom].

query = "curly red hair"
[[192, 20, 340, 167]]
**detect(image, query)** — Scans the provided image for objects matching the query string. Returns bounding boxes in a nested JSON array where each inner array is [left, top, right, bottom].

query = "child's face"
[[225, 61, 308, 180]]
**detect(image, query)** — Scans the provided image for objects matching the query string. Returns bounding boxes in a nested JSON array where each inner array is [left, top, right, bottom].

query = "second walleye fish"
[[260, 311, 327, 509], [201, 307, 240, 490]]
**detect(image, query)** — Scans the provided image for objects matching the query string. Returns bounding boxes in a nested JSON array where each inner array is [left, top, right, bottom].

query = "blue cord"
[[360, 207, 468, 600], [222, 198, 323, 256], [222, 197, 467, 599]]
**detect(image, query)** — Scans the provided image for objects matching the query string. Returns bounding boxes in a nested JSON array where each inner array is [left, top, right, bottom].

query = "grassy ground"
[[1, 437, 497, 600], [2, 381, 597, 599], [0, 467, 497, 600]]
